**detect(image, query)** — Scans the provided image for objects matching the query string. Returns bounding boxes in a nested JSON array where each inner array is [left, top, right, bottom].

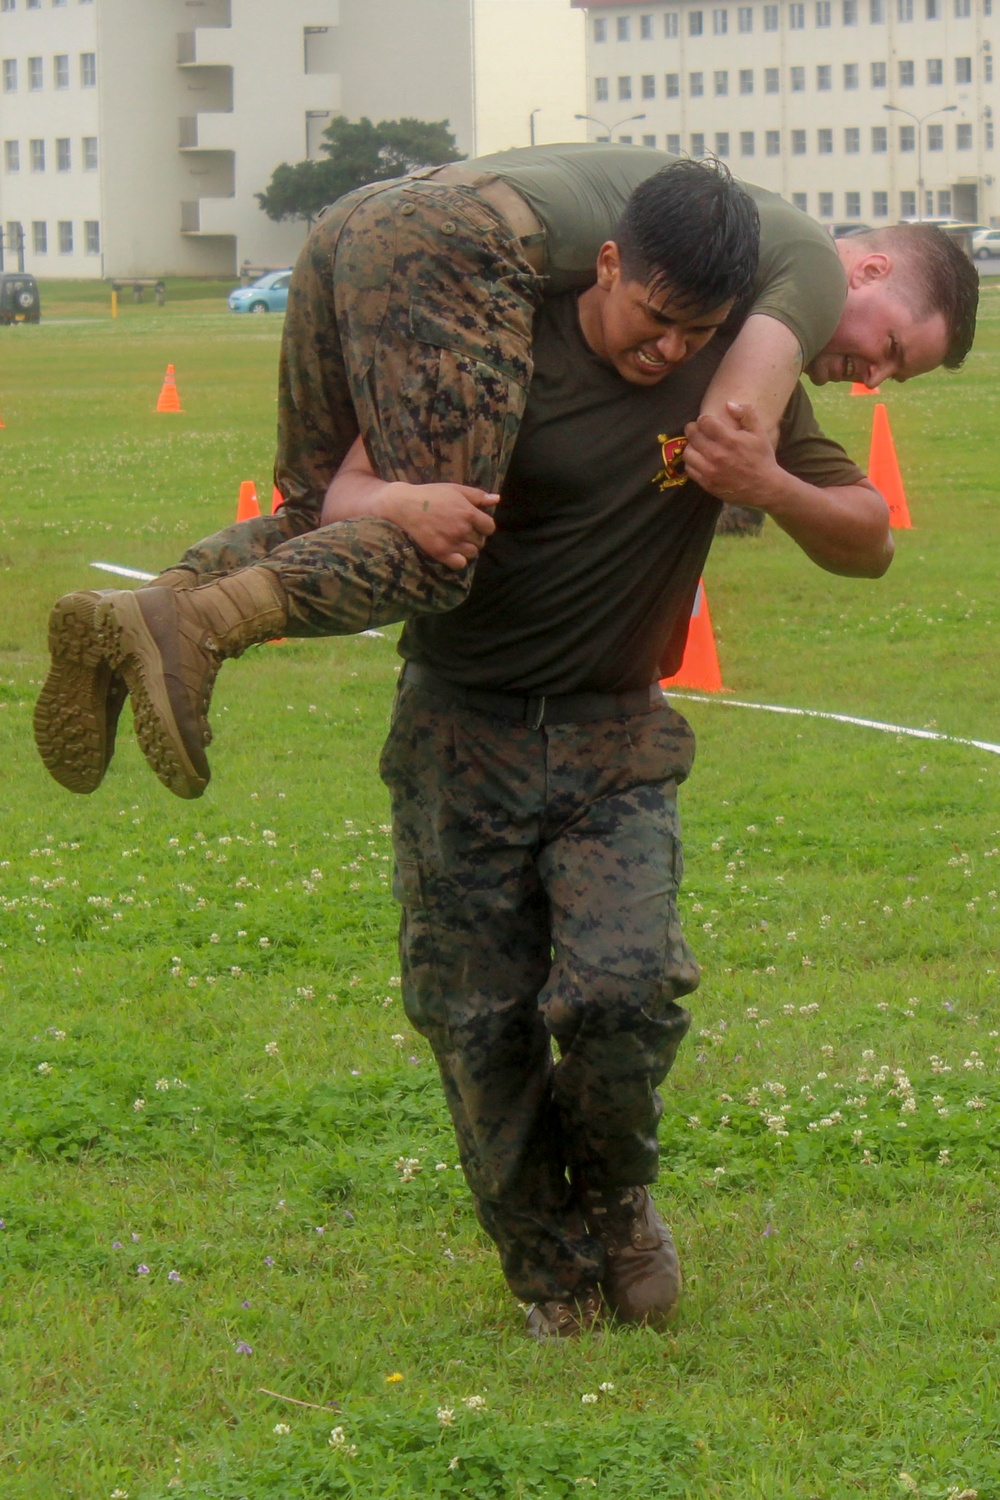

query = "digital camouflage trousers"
[[379, 675, 701, 1303], [173, 173, 542, 637]]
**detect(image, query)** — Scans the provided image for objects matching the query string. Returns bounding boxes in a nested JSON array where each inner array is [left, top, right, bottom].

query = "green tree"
[[256, 115, 464, 225]]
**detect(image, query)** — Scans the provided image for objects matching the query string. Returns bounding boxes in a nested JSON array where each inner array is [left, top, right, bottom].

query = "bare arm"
[[321, 435, 500, 572], [683, 402, 893, 578], [700, 315, 805, 447]]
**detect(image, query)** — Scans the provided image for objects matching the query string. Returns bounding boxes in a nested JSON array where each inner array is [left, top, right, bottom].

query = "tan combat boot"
[[92, 567, 287, 798], [584, 1186, 681, 1329], [524, 1287, 604, 1341], [34, 569, 200, 795]]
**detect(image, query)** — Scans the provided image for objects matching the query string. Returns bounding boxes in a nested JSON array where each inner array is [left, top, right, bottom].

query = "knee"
[[539, 958, 696, 1080]]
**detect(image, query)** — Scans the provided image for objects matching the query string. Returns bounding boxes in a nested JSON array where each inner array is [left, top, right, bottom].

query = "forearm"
[[701, 315, 804, 446], [754, 474, 893, 577]]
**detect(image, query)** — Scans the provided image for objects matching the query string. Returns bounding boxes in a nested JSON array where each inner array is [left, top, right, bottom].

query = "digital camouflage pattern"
[[379, 676, 701, 1303], [174, 173, 542, 635]]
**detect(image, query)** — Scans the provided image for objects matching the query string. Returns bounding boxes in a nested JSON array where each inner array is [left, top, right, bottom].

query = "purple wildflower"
[[264, 1255, 275, 1267], [168, 1270, 182, 1283], [136, 1264, 150, 1276], [235, 1340, 253, 1355]]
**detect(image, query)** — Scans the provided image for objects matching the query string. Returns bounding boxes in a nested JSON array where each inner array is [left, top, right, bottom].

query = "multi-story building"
[[0, 0, 585, 279], [573, 0, 996, 225]]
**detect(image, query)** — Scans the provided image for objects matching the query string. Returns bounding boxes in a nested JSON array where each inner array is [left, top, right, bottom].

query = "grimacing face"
[[806, 252, 949, 388], [578, 242, 735, 386]]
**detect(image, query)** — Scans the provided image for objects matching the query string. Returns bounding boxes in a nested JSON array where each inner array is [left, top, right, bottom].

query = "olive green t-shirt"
[[400, 292, 864, 695], [472, 143, 846, 365]]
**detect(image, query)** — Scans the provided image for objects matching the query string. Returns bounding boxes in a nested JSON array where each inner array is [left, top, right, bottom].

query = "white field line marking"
[[668, 692, 1000, 757]]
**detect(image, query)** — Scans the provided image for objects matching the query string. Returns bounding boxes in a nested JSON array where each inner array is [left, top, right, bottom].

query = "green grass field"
[[0, 281, 997, 1500]]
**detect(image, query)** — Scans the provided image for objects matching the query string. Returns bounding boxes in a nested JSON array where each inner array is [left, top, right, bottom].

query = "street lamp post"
[[883, 102, 958, 220], [574, 112, 646, 141], [529, 107, 541, 147]]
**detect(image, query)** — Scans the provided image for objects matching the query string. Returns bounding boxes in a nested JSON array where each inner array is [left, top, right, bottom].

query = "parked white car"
[[971, 228, 1000, 260]]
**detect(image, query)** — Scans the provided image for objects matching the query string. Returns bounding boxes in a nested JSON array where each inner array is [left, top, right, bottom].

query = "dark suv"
[[0, 272, 41, 325]]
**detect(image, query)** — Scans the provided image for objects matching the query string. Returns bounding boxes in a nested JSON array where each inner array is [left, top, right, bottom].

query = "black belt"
[[402, 662, 665, 729]]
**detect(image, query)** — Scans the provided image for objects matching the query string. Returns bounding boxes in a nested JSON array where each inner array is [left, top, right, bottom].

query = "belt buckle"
[[529, 695, 546, 730]]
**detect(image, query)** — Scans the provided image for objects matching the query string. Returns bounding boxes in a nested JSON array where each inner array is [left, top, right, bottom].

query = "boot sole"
[[34, 592, 117, 795], [95, 592, 210, 800]]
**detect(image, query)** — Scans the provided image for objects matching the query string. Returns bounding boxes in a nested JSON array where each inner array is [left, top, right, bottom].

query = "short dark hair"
[[848, 224, 978, 369], [614, 157, 760, 314]]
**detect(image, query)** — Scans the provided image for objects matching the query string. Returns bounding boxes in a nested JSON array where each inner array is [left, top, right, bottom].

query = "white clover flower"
[[462, 1394, 487, 1411], [938, 1149, 951, 1166], [273, 1422, 291, 1435], [264, 1041, 279, 1057], [598, 1381, 615, 1393], [448, 1456, 461, 1471], [155, 1078, 170, 1091], [437, 1406, 455, 1426], [36, 1062, 52, 1076], [133, 1098, 145, 1112], [329, 1427, 359, 1456], [580, 1392, 598, 1405]]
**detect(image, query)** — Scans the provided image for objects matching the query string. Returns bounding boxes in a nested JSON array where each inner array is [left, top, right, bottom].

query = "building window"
[[642, 133, 656, 146], [667, 132, 681, 152], [789, 1, 805, 25], [740, 130, 755, 154], [619, 134, 633, 144], [845, 190, 862, 215], [764, 2, 779, 24], [56, 137, 71, 170], [898, 0, 913, 14], [640, 14, 654, 38], [642, 74, 656, 98], [80, 52, 96, 86], [765, 66, 779, 91], [665, 72, 679, 96], [927, 57, 943, 83], [58, 220, 73, 253], [900, 189, 916, 215], [872, 189, 889, 215], [714, 6, 729, 30], [818, 127, 834, 151], [792, 128, 807, 152], [845, 126, 860, 151], [32, 220, 47, 253], [844, 62, 859, 87], [926, 0, 939, 12], [83, 135, 98, 170], [766, 129, 781, 153], [792, 192, 808, 210], [935, 188, 951, 214], [986, 119, 994, 148], [819, 191, 834, 216], [955, 55, 972, 82], [817, 63, 832, 88], [30, 138, 45, 171], [715, 69, 729, 94], [816, 0, 832, 21], [53, 54, 70, 89], [618, 76, 632, 100], [843, 0, 858, 19], [28, 56, 43, 90], [593, 17, 606, 41], [986, 53, 994, 81], [738, 5, 754, 27], [957, 121, 973, 146], [955, 0, 970, 12], [927, 122, 945, 149], [872, 123, 888, 149], [691, 131, 706, 155], [665, 11, 679, 36], [617, 15, 630, 40], [0, 1, 13, 11], [791, 65, 805, 89], [3, 139, 18, 172], [899, 123, 916, 149], [690, 70, 704, 95], [84, 220, 100, 255], [870, 0, 885, 18], [740, 67, 754, 92], [689, 9, 703, 33], [595, 77, 609, 101], [898, 59, 914, 84], [715, 130, 730, 155], [871, 59, 887, 85]]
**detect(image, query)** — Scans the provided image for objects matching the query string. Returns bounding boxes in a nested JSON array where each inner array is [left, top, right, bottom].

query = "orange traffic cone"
[[660, 580, 724, 693], [868, 402, 911, 529], [156, 364, 183, 413], [271, 485, 284, 514], [236, 480, 260, 522], [851, 381, 880, 396]]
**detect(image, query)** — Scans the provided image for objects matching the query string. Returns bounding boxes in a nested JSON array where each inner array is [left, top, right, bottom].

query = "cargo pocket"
[[392, 856, 451, 1046]]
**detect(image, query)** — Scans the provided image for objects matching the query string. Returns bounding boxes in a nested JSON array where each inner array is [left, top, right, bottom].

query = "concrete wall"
[[472, 0, 588, 154]]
